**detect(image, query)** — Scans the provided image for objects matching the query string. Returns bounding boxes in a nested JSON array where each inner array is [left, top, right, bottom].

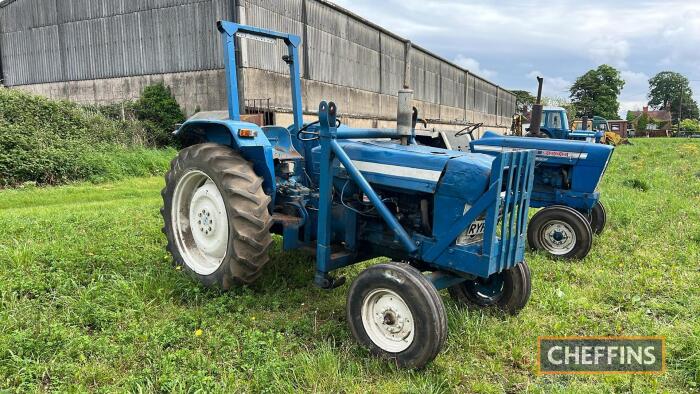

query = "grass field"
[[1, 139, 698, 392]]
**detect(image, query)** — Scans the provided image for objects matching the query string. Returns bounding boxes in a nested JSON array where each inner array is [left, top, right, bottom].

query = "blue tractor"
[[160, 22, 537, 368], [468, 77, 614, 259], [534, 106, 604, 143], [419, 77, 614, 259], [470, 133, 613, 259], [524, 77, 603, 143]]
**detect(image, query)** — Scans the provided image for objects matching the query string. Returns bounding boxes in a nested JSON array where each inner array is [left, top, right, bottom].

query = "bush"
[[680, 119, 700, 134], [0, 87, 173, 187], [132, 83, 185, 147]]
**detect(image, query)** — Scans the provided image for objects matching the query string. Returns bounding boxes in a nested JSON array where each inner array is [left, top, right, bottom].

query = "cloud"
[[453, 55, 496, 79], [332, 0, 700, 109], [587, 39, 630, 68], [619, 100, 647, 114], [621, 70, 649, 87], [616, 70, 651, 118], [526, 71, 571, 99]]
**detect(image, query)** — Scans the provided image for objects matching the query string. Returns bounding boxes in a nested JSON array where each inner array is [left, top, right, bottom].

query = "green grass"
[[1, 139, 698, 392]]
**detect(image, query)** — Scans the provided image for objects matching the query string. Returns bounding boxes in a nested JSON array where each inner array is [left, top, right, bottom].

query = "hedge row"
[[0, 87, 180, 187]]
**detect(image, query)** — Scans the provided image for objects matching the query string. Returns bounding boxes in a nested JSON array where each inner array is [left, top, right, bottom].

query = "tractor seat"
[[263, 126, 303, 161]]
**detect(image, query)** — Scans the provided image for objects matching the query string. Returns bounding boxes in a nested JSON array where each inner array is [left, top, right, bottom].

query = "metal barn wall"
[[0, 0, 230, 85], [0, 0, 516, 130]]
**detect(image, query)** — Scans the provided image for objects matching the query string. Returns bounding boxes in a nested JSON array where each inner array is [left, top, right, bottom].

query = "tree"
[[542, 96, 576, 124], [648, 71, 699, 122], [569, 65, 625, 120], [133, 83, 185, 147], [680, 119, 700, 133], [510, 89, 536, 113], [634, 113, 652, 135]]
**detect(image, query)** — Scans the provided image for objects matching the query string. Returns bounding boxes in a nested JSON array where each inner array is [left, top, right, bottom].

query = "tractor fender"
[[175, 116, 276, 197]]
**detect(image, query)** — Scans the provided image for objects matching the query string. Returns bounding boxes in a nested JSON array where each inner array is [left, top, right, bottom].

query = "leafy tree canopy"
[[680, 118, 700, 132], [648, 71, 699, 122], [510, 90, 536, 112], [569, 65, 625, 120]]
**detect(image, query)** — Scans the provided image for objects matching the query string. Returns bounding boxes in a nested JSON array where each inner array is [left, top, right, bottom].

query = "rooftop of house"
[[628, 107, 672, 122]]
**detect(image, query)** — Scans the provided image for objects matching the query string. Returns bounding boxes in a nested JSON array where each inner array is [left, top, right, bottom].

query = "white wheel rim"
[[172, 170, 228, 275], [540, 219, 576, 255], [361, 289, 415, 353]]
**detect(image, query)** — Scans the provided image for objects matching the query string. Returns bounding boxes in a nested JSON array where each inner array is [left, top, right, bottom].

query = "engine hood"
[[471, 131, 613, 165], [311, 140, 493, 201]]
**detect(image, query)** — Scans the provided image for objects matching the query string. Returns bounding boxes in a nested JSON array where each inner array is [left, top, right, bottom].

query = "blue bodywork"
[[537, 107, 604, 143], [471, 131, 614, 211], [310, 103, 536, 281], [175, 21, 304, 198], [175, 21, 538, 287]]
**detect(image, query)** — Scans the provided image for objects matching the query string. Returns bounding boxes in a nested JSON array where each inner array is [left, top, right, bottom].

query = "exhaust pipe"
[[528, 77, 544, 137], [397, 89, 414, 145]]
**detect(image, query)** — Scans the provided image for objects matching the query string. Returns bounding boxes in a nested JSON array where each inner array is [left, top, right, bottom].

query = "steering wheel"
[[455, 123, 483, 138], [296, 119, 342, 141]]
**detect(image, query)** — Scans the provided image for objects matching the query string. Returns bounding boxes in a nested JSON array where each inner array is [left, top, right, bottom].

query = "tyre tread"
[[161, 143, 273, 289]]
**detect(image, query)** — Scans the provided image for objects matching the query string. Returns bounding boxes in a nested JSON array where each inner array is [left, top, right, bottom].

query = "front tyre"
[[161, 143, 273, 289], [346, 263, 447, 369], [527, 205, 592, 259], [448, 262, 531, 315]]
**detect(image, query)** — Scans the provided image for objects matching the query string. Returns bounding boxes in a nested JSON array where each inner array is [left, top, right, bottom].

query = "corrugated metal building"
[[0, 0, 516, 131]]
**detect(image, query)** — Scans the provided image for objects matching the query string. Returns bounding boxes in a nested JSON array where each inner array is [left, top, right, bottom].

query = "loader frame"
[[315, 102, 536, 286]]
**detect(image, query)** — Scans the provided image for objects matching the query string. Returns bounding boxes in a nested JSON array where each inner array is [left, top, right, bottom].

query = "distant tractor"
[[573, 117, 631, 146], [572, 116, 610, 133], [419, 77, 615, 259], [160, 21, 537, 368], [471, 133, 613, 259], [529, 107, 604, 142], [516, 78, 602, 143]]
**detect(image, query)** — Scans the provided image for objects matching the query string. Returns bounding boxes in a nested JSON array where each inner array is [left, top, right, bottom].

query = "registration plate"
[[457, 219, 485, 245]]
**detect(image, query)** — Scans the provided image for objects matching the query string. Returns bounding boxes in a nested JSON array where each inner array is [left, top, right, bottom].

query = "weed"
[[622, 178, 650, 191]]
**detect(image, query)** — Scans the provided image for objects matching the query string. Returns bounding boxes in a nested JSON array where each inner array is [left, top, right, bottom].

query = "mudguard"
[[175, 116, 276, 196]]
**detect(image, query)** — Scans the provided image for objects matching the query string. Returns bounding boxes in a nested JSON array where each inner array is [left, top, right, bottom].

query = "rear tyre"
[[161, 143, 273, 289], [346, 262, 447, 369], [448, 262, 531, 315], [527, 206, 592, 259]]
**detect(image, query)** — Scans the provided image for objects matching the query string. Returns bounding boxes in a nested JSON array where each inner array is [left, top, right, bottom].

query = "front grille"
[[482, 149, 536, 272]]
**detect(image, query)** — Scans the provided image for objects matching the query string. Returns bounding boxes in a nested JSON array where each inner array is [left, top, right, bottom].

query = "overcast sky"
[[333, 0, 700, 117]]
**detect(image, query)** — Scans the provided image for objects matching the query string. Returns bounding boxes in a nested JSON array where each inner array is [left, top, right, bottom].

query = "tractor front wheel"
[[527, 206, 593, 259], [448, 262, 531, 315], [161, 143, 273, 289], [581, 201, 607, 235], [346, 262, 447, 369]]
